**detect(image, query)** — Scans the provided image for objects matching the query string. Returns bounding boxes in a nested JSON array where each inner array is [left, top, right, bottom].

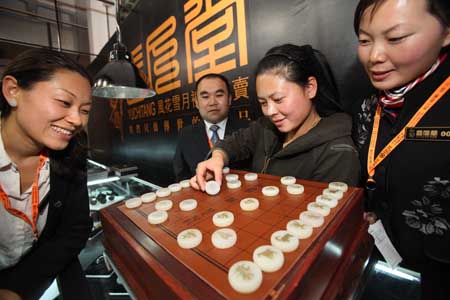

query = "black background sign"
[[88, 0, 372, 186]]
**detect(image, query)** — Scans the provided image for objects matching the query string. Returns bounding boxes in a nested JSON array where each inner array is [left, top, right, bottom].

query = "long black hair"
[[1, 48, 92, 179], [255, 44, 342, 117], [1, 48, 92, 117]]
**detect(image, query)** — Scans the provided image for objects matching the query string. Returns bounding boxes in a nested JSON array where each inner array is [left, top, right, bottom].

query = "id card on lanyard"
[[0, 153, 48, 239], [366, 76, 450, 190], [365, 76, 449, 267]]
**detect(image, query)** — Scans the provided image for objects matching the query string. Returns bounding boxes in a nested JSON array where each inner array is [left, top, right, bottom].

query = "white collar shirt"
[[204, 118, 228, 141], [0, 124, 50, 270]]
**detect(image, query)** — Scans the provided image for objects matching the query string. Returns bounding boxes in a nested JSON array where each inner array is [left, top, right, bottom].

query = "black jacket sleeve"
[[173, 140, 193, 181]]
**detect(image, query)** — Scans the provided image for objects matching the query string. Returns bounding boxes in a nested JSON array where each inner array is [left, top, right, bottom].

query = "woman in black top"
[[353, 0, 450, 299]]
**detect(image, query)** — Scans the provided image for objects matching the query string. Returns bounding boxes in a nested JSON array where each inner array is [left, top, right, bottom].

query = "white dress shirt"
[[204, 118, 228, 141], [0, 124, 50, 270]]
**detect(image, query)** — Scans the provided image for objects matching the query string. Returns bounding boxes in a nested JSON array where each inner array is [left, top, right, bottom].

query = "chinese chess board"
[[118, 171, 361, 300]]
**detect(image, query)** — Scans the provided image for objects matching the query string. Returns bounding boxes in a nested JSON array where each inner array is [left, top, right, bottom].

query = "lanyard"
[[207, 135, 214, 149], [367, 76, 450, 185], [0, 153, 48, 238]]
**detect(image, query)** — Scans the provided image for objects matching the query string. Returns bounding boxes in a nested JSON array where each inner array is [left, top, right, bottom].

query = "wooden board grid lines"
[[115, 171, 363, 300]]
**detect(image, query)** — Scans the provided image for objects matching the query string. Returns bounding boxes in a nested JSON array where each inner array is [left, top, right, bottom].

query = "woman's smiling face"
[[256, 73, 317, 134], [357, 0, 450, 90], [14, 69, 92, 151]]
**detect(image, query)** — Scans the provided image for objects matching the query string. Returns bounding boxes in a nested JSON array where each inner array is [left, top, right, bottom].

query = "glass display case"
[[87, 159, 160, 211], [88, 176, 159, 211], [83, 159, 161, 285], [86, 159, 161, 238]]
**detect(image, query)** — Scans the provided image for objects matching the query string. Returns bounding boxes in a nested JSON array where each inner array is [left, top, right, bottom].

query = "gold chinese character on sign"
[[144, 123, 150, 133], [423, 130, 430, 138], [182, 92, 191, 110], [164, 98, 173, 112], [232, 76, 249, 100], [238, 109, 249, 120], [176, 118, 184, 131], [416, 130, 423, 137], [184, 0, 248, 83], [131, 43, 145, 72], [153, 121, 159, 133], [157, 99, 166, 115], [192, 115, 201, 125], [190, 90, 197, 108], [430, 130, 438, 139], [146, 16, 181, 94], [172, 95, 181, 111], [109, 99, 124, 142], [163, 120, 170, 133], [136, 124, 141, 134]]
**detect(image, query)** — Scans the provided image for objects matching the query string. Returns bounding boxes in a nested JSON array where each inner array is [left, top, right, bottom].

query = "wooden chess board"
[[116, 171, 364, 300]]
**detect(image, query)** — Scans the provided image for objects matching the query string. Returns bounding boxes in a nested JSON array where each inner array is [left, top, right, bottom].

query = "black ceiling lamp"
[[92, 0, 155, 99]]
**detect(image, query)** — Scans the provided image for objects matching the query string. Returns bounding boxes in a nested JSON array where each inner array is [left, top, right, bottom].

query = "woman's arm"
[[215, 120, 261, 163], [190, 120, 262, 191], [312, 139, 361, 186]]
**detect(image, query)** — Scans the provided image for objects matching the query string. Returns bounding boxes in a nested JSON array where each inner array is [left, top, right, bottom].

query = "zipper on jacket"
[[261, 157, 271, 174]]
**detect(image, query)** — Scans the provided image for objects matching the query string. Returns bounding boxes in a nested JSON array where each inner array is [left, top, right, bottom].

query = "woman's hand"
[[0, 289, 21, 300], [190, 150, 227, 191]]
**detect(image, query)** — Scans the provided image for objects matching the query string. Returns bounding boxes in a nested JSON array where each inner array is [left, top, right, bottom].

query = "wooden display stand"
[[100, 171, 373, 300]]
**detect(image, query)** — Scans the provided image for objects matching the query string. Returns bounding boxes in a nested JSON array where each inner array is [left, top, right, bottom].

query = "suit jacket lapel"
[[194, 121, 210, 150], [40, 162, 68, 239]]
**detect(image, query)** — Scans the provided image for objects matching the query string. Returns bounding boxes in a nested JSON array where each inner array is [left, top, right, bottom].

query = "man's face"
[[195, 77, 231, 123]]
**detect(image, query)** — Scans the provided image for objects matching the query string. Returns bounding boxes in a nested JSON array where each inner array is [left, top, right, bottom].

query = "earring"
[[8, 98, 17, 107]]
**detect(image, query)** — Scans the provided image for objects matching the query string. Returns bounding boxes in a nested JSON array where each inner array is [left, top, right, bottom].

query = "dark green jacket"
[[216, 112, 360, 186]]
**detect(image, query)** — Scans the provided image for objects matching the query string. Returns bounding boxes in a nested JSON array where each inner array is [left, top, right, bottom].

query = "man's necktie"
[[210, 124, 220, 146]]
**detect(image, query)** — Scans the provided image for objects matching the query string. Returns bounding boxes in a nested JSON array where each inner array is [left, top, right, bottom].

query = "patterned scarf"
[[379, 53, 448, 118]]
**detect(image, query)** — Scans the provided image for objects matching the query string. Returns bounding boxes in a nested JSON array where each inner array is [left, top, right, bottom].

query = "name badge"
[[405, 127, 450, 141]]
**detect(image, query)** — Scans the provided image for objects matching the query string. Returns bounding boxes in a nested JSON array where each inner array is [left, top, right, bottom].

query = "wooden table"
[[100, 172, 373, 300]]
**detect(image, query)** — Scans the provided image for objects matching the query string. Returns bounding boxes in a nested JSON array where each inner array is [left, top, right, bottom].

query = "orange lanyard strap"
[[207, 136, 213, 149], [367, 76, 450, 182], [0, 153, 48, 238]]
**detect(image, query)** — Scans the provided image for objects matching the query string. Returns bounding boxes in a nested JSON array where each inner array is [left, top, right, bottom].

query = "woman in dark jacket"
[[192, 44, 360, 190], [0, 49, 93, 300], [353, 0, 450, 299]]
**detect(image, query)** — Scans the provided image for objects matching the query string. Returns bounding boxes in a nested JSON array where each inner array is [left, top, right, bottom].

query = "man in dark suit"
[[173, 73, 248, 181]]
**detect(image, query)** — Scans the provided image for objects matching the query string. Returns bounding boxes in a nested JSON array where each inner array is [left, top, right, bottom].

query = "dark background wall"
[[87, 0, 374, 187]]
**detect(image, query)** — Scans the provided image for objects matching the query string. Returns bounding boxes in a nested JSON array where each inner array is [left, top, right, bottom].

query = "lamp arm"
[[115, 0, 121, 44]]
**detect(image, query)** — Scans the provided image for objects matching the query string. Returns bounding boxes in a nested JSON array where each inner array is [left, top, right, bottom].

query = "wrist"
[[212, 149, 228, 165]]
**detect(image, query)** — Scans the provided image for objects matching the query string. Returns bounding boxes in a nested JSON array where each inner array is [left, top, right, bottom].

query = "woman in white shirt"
[[0, 49, 93, 300]]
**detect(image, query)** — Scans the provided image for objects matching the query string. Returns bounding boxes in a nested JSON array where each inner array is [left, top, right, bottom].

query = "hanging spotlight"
[[92, 0, 155, 99]]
